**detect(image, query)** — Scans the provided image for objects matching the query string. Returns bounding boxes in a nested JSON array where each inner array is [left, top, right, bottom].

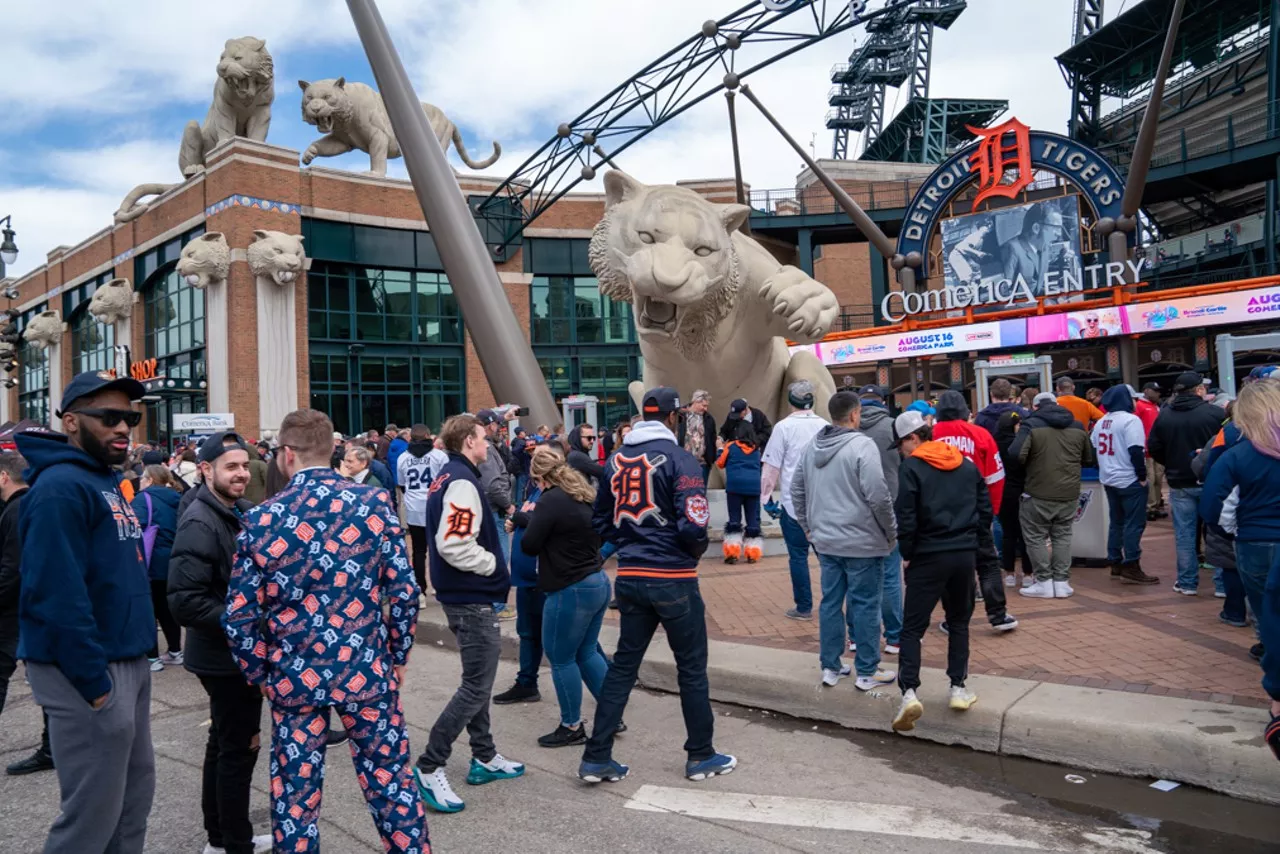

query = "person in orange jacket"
[[717, 420, 763, 563]]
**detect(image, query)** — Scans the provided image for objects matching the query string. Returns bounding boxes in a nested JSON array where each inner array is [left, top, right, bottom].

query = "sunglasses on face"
[[75, 408, 141, 428]]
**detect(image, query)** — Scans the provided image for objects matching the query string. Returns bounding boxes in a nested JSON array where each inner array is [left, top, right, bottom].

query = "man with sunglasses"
[[14, 370, 155, 854], [566, 423, 605, 487]]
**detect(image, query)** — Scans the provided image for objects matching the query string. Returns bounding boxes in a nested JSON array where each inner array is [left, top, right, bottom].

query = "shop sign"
[[130, 358, 160, 381], [172, 412, 235, 433]]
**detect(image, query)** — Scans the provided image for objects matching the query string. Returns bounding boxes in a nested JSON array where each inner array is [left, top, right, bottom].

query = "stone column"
[[205, 282, 230, 413], [256, 278, 298, 433], [47, 339, 64, 428], [0, 379, 9, 424]]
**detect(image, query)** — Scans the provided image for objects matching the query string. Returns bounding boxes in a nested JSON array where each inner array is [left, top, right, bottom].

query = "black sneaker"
[[991, 614, 1019, 632], [938, 621, 950, 636], [537, 723, 587, 748], [5, 749, 54, 776], [608, 599, 619, 610], [327, 727, 350, 747], [493, 682, 541, 705], [1250, 643, 1265, 662], [615, 720, 628, 735]]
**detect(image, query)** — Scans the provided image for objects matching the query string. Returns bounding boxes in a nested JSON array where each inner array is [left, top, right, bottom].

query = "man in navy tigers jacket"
[[580, 387, 737, 785]]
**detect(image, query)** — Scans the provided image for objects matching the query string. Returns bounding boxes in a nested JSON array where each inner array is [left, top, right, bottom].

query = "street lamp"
[[0, 215, 18, 275]]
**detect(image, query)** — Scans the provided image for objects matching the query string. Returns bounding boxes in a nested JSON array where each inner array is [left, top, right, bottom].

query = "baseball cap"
[[333, 431, 344, 441], [57, 370, 145, 416], [1173, 371, 1203, 392], [475, 409, 501, 426], [1248, 365, 1277, 380], [1141, 381, 1161, 392], [858, 384, 887, 399], [905, 400, 935, 417], [141, 450, 166, 466], [197, 430, 251, 464], [787, 380, 815, 410], [890, 410, 928, 447], [1033, 392, 1058, 407], [642, 386, 682, 416], [728, 398, 749, 417]]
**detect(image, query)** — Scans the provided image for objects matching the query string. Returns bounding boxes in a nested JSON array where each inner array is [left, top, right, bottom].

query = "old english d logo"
[[611, 452, 663, 526], [966, 117, 1033, 208]]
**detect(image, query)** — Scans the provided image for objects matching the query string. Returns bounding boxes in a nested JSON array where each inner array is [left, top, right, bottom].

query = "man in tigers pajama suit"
[[224, 408, 428, 853]]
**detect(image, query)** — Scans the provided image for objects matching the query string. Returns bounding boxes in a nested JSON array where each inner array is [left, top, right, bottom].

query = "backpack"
[[141, 491, 160, 568]]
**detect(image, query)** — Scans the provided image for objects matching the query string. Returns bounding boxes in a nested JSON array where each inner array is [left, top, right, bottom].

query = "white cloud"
[[4, 0, 1090, 278]]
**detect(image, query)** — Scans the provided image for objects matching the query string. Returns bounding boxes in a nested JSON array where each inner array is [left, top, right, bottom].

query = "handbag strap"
[[143, 491, 154, 526]]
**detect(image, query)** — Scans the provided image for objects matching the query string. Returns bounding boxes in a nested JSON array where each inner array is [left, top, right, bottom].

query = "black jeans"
[[998, 499, 1032, 576], [418, 604, 501, 772], [198, 675, 264, 854], [584, 578, 715, 763], [898, 550, 976, 693], [408, 524, 428, 593], [148, 579, 181, 658], [977, 537, 1008, 625], [0, 615, 17, 718]]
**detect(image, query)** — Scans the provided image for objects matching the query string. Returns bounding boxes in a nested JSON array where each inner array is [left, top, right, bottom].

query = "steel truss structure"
[[476, 0, 916, 257]]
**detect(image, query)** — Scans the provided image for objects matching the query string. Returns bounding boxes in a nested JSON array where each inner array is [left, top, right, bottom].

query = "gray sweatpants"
[[27, 657, 155, 854], [1020, 495, 1078, 582]]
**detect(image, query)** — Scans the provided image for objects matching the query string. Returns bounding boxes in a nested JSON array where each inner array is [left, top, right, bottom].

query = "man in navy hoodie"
[[15, 370, 154, 854], [580, 386, 736, 785]]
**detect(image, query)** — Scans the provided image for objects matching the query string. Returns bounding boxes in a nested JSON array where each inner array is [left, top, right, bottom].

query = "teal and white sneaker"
[[466, 754, 525, 785], [414, 767, 465, 813]]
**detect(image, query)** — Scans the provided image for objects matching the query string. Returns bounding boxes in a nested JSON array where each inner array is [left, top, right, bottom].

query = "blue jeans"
[[1104, 483, 1148, 564], [543, 571, 611, 727], [1169, 487, 1203, 589], [847, 542, 902, 646], [600, 541, 618, 562], [1234, 541, 1280, 700], [725, 492, 761, 537], [817, 553, 886, 677], [515, 474, 529, 505], [584, 579, 715, 763], [779, 509, 813, 613], [514, 586, 545, 689]]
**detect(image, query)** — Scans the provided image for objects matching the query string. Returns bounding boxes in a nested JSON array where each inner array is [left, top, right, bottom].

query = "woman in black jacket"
[[994, 411, 1033, 588], [519, 448, 611, 748]]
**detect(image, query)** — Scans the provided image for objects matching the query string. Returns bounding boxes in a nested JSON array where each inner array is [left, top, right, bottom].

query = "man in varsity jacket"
[[579, 386, 737, 785]]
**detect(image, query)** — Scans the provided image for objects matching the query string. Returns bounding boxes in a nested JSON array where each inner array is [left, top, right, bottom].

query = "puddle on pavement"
[[721, 701, 1280, 854]]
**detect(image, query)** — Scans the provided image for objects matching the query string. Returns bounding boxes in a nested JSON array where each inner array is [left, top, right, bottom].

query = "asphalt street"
[[0, 645, 1270, 853]]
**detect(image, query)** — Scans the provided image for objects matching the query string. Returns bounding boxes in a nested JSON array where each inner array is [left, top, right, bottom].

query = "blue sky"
[[1, 0, 1100, 280]]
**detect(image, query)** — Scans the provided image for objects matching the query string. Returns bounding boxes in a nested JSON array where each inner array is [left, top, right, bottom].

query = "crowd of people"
[[0, 363, 1277, 853]]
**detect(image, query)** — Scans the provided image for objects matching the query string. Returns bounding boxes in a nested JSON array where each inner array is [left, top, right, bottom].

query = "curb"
[[414, 603, 1280, 805]]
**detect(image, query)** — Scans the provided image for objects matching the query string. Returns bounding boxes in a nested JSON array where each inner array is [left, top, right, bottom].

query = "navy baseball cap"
[[642, 386, 682, 416], [858, 384, 887, 399], [475, 409, 501, 426], [57, 370, 145, 416], [1141, 381, 1161, 392], [728, 398, 749, 416], [197, 430, 251, 464]]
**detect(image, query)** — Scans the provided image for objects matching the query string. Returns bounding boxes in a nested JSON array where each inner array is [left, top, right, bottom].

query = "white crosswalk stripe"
[[625, 785, 1162, 853]]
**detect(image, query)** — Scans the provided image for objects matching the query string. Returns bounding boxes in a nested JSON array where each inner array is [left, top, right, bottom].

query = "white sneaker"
[[415, 766, 465, 812], [883, 643, 900, 655], [847, 640, 856, 652], [1019, 580, 1055, 598], [893, 689, 923, 732], [1052, 581, 1074, 599], [161, 650, 184, 665], [1020, 575, 1033, 588], [821, 664, 852, 687], [854, 669, 896, 691], [1004, 574, 1017, 587], [949, 685, 978, 710], [149, 658, 164, 672], [253, 835, 272, 854]]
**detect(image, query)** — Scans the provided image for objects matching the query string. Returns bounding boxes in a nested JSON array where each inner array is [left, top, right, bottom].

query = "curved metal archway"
[[476, 0, 911, 257]]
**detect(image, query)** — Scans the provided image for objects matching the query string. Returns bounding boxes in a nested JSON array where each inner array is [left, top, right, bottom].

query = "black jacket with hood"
[[895, 440, 994, 562], [1009, 403, 1096, 502], [993, 411, 1025, 503], [1148, 394, 1227, 489], [166, 484, 253, 677], [0, 488, 28, 621], [567, 425, 606, 486]]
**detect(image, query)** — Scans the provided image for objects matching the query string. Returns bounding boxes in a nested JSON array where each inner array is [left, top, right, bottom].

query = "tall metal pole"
[[1266, 0, 1279, 272], [1118, 0, 1186, 221], [738, 84, 898, 260], [725, 92, 748, 207], [346, 0, 559, 428]]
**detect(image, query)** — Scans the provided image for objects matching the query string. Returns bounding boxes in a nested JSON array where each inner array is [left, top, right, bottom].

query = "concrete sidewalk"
[[416, 602, 1280, 806]]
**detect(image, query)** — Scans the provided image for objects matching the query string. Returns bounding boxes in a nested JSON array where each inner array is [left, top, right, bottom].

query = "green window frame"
[[70, 306, 115, 375], [309, 351, 465, 436], [308, 262, 461, 345], [536, 351, 642, 431], [530, 275, 635, 345], [17, 304, 49, 425]]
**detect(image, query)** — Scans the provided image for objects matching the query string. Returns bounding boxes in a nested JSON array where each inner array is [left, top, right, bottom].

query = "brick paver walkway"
[[602, 516, 1268, 708]]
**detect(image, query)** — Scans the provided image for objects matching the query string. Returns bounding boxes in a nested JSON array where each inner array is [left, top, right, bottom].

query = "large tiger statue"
[[298, 77, 501, 176], [589, 170, 837, 424], [114, 37, 274, 223]]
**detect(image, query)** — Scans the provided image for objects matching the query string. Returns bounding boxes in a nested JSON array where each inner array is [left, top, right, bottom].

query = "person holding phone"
[[15, 371, 157, 854]]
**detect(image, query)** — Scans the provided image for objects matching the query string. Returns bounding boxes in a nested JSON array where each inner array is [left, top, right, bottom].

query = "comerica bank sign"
[[887, 118, 1132, 322]]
